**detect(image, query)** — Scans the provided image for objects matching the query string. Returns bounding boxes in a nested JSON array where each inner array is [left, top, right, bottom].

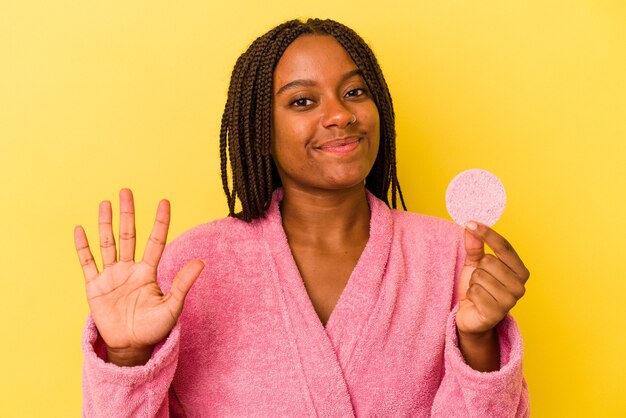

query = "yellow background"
[[1, 0, 625, 416]]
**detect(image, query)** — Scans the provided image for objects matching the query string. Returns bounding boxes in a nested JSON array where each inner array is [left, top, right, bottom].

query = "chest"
[[175, 223, 456, 417], [290, 243, 366, 326]]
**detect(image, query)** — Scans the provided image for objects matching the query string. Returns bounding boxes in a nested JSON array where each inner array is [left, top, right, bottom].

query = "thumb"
[[463, 221, 485, 268], [166, 259, 205, 317]]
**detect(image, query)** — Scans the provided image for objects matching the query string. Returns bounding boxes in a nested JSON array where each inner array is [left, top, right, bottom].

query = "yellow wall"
[[1, 1, 624, 416]]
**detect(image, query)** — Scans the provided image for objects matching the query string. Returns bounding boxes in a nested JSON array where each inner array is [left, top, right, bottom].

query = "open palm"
[[74, 189, 204, 365]]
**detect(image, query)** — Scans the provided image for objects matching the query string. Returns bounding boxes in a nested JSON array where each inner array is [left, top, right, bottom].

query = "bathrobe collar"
[[260, 187, 393, 415]]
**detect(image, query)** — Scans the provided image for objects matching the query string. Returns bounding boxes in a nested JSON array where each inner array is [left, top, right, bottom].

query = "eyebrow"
[[275, 69, 363, 96]]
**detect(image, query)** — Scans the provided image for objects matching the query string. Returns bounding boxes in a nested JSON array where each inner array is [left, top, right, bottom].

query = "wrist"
[[457, 327, 500, 372], [457, 327, 498, 344], [105, 345, 154, 367]]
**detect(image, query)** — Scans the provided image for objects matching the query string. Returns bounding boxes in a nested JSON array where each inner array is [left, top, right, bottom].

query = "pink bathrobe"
[[82, 189, 529, 417]]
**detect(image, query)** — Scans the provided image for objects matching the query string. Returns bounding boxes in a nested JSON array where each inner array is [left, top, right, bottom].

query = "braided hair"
[[220, 18, 406, 221]]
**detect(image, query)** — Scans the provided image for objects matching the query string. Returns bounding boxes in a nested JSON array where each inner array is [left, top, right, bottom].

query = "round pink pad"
[[445, 169, 506, 227]]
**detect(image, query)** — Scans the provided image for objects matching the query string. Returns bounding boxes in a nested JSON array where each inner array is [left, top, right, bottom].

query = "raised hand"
[[455, 221, 530, 371], [74, 189, 204, 366]]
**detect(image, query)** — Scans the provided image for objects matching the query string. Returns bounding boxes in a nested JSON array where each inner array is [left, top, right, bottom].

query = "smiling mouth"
[[317, 137, 362, 154]]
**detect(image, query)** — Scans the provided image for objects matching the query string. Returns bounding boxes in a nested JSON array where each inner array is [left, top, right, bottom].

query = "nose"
[[321, 98, 355, 129]]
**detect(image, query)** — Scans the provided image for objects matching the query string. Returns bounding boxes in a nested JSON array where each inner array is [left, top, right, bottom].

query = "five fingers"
[[74, 189, 173, 280], [74, 190, 203, 345]]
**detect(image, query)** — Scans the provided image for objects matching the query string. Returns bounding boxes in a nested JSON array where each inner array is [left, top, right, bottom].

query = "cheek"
[[271, 113, 308, 171], [272, 109, 291, 144], [357, 102, 380, 130], [271, 111, 295, 157], [364, 106, 381, 162], [274, 113, 316, 151], [371, 106, 381, 132]]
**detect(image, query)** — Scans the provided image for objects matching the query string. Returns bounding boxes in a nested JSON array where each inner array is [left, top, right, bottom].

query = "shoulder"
[[165, 216, 260, 258], [366, 191, 464, 250], [388, 209, 465, 260], [388, 210, 467, 292], [157, 216, 261, 279], [366, 191, 462, 242], [391, 209, 463, 240]]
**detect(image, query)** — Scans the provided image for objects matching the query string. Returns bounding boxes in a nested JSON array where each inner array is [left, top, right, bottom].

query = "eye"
[[291, 97, 314, 107], [345, 87, 368, 98]]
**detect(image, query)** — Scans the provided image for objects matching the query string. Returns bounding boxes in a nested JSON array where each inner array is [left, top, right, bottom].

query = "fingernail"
[[466, 221, 478, 231]]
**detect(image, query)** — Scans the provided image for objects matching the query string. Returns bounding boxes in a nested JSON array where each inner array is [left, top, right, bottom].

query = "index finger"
[[465, 221, 530, 282], [141, 199, 170, 269]]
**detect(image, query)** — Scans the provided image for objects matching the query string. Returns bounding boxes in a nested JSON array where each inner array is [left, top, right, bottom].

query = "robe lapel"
[[260, 189, 393, 417], [261, 189, 353, 417], [325, 193, 393, 369]]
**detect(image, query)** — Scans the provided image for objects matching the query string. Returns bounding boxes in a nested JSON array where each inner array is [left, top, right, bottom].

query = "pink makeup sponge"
[[445, 169, 506, 227]]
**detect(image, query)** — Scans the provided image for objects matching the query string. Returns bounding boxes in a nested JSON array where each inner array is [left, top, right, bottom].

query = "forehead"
[[273, 35, 358, 86]]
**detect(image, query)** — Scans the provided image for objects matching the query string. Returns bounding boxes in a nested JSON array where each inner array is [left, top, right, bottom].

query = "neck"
[[279, 184, 371, 247]]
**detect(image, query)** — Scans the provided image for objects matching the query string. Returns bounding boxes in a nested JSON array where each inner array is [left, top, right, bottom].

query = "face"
[[271, 35, 380, 193]]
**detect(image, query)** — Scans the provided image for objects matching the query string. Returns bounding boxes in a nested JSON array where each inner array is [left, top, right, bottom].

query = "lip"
[[316, 136, 362, 154]]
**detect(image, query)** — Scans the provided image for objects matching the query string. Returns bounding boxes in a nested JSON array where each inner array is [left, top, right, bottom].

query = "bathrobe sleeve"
[[81, 222, 205, 418], [81, 317, 181, 418], [431, 227, 530, 417], [430, 307, 530, 417]]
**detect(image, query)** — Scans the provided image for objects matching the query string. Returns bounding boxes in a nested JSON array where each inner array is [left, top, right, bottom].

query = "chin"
[[322, 172, 369, 190]]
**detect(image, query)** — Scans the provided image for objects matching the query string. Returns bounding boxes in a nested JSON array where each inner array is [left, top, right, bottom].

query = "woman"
[[76, 18, 530, 417]]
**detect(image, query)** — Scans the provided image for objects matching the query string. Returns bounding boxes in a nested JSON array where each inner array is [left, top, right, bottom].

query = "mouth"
[[317, 136, 362, 154]]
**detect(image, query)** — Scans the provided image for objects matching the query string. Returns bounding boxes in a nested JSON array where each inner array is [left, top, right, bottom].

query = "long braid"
[[219, 18, 406, 222], [220, 54, 244, 210]]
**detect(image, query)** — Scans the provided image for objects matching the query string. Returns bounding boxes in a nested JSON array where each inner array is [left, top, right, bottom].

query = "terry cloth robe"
[[82, 189, 530, 417]]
